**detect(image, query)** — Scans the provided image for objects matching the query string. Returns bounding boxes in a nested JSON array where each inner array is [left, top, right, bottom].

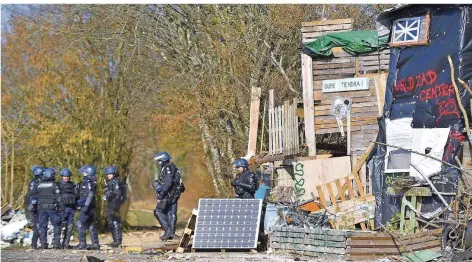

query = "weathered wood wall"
[[301, 18, 390, 155]]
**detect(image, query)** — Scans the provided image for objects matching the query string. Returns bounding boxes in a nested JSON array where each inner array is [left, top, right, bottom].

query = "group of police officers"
[[26, 164, 125, 250], [24, 151, 256, 250]]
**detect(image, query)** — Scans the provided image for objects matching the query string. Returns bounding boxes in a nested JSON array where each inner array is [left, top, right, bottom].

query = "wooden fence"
[[268, 97, 300, 156]]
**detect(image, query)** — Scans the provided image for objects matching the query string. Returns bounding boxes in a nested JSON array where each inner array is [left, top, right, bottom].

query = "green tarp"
[[303, 30, 389, 57]]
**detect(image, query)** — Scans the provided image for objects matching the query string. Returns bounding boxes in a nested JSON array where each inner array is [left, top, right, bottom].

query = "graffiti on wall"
[[293, 162, 306, 197]]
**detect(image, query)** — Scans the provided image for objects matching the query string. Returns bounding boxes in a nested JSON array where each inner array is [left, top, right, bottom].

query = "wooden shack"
[[262, 18, 390, 199]]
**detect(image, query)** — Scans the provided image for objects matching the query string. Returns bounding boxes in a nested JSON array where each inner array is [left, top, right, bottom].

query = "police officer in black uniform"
[[103, 166, 125, 248], [231, 158, 258, 199], [58, 168, 77, 249], [75, 165, 99, 250], [153, 152, 184, 240], [26, 165, 44, 249], [37, 168, 64, 249]]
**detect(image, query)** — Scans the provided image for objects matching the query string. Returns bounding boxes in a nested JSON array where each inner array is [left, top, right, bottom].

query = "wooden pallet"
[[316, 174, 375, 231], [176, 209, 198, 253], [345, 229, 442, 261]]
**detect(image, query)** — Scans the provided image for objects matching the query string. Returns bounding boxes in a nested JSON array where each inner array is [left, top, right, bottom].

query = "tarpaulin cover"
[[303, 30, 389, 57], [370, 4, 472, 226]]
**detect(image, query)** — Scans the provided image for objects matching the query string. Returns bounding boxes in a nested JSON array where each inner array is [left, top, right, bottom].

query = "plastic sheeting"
[[303, 30, 388, 57], [371, 5, 472, 226], [410, 128, 450, 180]]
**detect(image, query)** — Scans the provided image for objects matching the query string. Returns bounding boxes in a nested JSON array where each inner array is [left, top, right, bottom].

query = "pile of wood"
[[270, 226, 347, 255], [345, 228, 442, 261]]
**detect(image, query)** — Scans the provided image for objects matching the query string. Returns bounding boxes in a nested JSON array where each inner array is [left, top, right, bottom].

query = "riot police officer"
[[37, 168, 64, 249], [75, 165, 99, 250], [58, 168, 77, 249], [231, 158, 258, 199], [26, 165, 44, 249], [103, 166, 125, 248], [153, 152, 184, 240]]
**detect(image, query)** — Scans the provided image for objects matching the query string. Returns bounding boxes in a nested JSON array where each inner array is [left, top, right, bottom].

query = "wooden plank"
[[313, 74, 354, 81], [346, 247, 400, 255], [312, 62, 356, 70], [346, 239, 398, 247], [302, 18, 352, 27], [269, 90, 274, 155], [374, 73, 388, 117], [316, 186, 328, 208], [314, 90, 374, 100], [315, 114, 377, 123], [326, 183, 338, 208], [357, 54, 390, 61], [359, 65, 390, 72], [302, 53, 316, 156], [317, 96, 377, 104], [247, 86, 262, 157], [314, 67, 356, 75], [345, 178, 357, 198], [294, 98, 300, 154], [301, 23, 352, 33], [272, 233, 346, 242], [360, 223, 367, 231], [313, 57, 354, 65], [284, 100, 289, 156], [359, 59, 390, 66], [278, 106, 282, 154], [400, 240, 441, 252], [335, 179, 346, 201]]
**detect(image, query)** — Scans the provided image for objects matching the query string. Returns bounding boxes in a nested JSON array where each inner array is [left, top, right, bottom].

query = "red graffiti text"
[[436, 98, 460, 124], [419, 83, 455, 102], [394, 70, 438, 94]]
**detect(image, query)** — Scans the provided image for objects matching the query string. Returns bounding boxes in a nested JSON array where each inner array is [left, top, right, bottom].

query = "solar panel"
[[192, 198, 263, 249]]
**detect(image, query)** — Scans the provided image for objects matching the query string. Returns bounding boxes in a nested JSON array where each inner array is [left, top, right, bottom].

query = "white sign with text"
[[322, 77, 369, 93]]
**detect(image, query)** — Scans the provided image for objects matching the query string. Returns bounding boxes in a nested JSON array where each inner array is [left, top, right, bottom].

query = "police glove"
[[103, 196, 107, 201]]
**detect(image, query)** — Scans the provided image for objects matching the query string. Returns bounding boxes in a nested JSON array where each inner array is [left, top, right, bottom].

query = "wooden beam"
[[269, 90, 274, 155], [247, 86, 262, 157], [302, 53, 316, 156]]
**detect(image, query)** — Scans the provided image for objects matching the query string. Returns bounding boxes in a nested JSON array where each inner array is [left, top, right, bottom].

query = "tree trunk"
[[3, 144, 8, 203], [199, 117, 220, 196], [10, 141, 15, 206]]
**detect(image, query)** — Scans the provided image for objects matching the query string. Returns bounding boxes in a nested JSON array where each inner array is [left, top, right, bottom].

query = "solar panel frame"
[[192, 198, 263, 249]]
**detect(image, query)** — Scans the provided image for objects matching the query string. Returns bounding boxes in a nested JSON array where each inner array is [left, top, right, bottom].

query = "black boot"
[[74, 222, 87, 250], [154, 209, 171, 240], [32, 223, 39, 249], [88, 224, 100, 250], [110, 221, 122, 248], [62, 225, 74, 249], [168, 213, 179, 238], [53, 225, 62, 249]]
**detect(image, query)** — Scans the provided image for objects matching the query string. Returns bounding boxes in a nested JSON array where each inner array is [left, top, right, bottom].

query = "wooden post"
[[347, 109, 351, 156], [260, 100, 267, 153], [302, 53, 316, 156], [247, 86, 262, 157], [278, 106, 283, 154], [294, 98, 300, 154], [269, 90, 274, 155]]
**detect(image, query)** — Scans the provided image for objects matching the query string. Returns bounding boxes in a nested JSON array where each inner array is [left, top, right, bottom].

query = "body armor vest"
[[59, 181, 76, 206], [37, 181, 57, 210]]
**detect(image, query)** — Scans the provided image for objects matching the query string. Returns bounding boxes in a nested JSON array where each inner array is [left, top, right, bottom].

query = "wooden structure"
[[270, 226, 347, 255], [268, 95, 300, 156], [316, 174, 375, 231], [301, 18, 389, 155], [345, 228, 442, 261], [176, 209, 198, 253]]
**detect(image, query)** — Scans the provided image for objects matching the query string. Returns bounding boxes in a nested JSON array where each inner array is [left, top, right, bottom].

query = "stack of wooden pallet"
[[176, 209, 198, 253], [345, 228, 442, 261], [270, 226, 347, 255], [316, 174, 375, 231]]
